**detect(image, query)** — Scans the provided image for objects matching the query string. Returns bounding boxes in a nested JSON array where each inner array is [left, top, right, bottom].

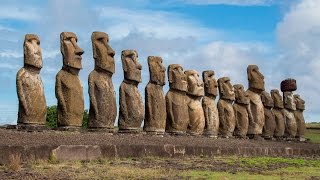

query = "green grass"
[[306, 128, 320, 143]]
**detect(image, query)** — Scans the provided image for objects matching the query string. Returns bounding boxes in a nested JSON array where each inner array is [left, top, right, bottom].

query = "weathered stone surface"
[[88, 32, 116, 129], [17, 34, 46, 125], [233, 84, 250, 138], [281, 79, 297, 92], [165, 64, 189, 134], [202, 71, 219, 137], [217, 77, 235, 137], [118, 50, 144, 131], [283, 91, 297, 138], [246, 65, 265, 135], [271, 89, 285, 138], [144, 56, 166, 133], [294, 94, 306, 138], [185, 70, 205, 135], [56, 32, 84, 127], [261, 91, 276, 138]]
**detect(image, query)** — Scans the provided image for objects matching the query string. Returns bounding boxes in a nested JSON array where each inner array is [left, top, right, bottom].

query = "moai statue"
[[185, 70, 205, 136], [16, 34, 46, 129], [118, 50, 144, 132], [55, 32, 84, 129], [294, 94, 306, 141], [261, 91, 276, 139], [246, 65, 265, 139], [281, 79, 297, 139], [88, 32, 116, 131], [233, 84, 250, 138], [271, 89, 285, 139], [165, 64, 189, 135], [202, 71, 219, 138], [143, 56, 166, 134], [217, 77, 235, 138]]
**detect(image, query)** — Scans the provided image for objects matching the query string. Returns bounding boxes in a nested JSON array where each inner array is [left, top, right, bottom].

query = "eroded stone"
[[283, 91, 297, 138], [294, 94, 306, 138], [271, 89, 285, 138], [143, 56, 166, 134], [17, 34, 46, 125], [202, 71, 219, 137], [261, 91, 276, 139], [185, 70, 205, 135], [88, 32, 117, 129], [118, 50, 144, 131], [56, 32, 84, 127], [217, 77, 235, 137], [233, 84, 250, 138], [165, 64, 189, 134]]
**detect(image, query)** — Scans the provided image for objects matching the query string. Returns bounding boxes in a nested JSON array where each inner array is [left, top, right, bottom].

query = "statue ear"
[[168, 67, 173, 83], [261, 93, 265, 103], [218, 80, 224, 95], [121, 54, 128, 72]]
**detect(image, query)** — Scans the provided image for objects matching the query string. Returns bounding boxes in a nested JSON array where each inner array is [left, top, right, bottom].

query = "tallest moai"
[[246, 65, 265, 139], [17, 34, 47, 127], [55, 32, 84, 128]]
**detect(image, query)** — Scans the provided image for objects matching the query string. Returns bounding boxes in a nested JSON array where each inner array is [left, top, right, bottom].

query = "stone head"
[[271, 89, 284, 109], [203, 70, 218, 97], [60, 32, 84, 70], [91, 31, 115, 74], [168, 64, 187, 92], [121, 50, 142, 83], [261, 91, 274, 108], [294, 94, 305, 111], [283, 91, 296, 111], [148, 56, 166, 86], [185, 70, 204, 97], [24, 34, 42, 69], [218, 77, 235, 101], [247, 65, 265, 92], [233, 84, 249, 105]]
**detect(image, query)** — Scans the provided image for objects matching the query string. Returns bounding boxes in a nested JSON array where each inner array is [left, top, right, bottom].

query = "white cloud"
[[276, 0, 320, 121], [0, 6, 40, 21]]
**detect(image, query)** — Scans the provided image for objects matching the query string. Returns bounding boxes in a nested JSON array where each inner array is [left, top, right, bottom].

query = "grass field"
[[1, 156, 319, 179]]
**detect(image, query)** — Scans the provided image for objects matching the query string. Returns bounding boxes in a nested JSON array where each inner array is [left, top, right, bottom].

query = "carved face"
[[168, 64, 187, 92], [203, 70, 218, 97], [283, 91, 296, 111], [92, 31, 115, 74], [261, 91, 274, 108], [271, 89, 284, 109], [218, 77, 235, 101], [24, 34, 42, 69], [247, 65, 265, 92], [148, 56, 166, 86], [121, 50, 142, 83], [60, 32, 84, 70], [233, 84, 249, 104], [185, 70, 204, 97], [294, 94, 305, 110]]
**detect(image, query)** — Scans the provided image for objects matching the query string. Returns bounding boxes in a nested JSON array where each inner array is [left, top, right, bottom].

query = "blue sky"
[[0, 0, 319, 124]]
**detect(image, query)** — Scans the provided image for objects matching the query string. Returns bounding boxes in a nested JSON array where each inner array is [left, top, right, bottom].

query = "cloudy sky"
[[0, 0, 319, 124]]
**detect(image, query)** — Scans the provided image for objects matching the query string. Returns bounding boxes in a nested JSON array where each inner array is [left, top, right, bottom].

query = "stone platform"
[[0, 129, 319, 164]]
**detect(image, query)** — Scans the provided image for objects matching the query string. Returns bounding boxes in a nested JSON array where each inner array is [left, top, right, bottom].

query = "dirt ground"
[[0, 128, 319, 150]]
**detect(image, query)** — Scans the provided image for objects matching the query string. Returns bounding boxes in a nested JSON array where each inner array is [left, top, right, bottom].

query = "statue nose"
[[75, 46, 84, 56]]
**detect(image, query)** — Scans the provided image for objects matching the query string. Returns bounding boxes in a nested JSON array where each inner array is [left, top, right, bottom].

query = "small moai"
[[202, 70, 219, 138], [261, 91, 276, 139], [143, 56, 166, 135], [55, 32, 84, 129], [271, 89, 285, 139], [118, 50, 144, 133], [281, 79, 297, 139], [185, 70, 205, 136], [233, 84, 250, 138], [16, 34, 47, 130], [165, 64, 189, 135], [88, 32, 117, 131], [246, 65, 265, 139], [294, 94, 306, 141], [217, 77, 235, 138]]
